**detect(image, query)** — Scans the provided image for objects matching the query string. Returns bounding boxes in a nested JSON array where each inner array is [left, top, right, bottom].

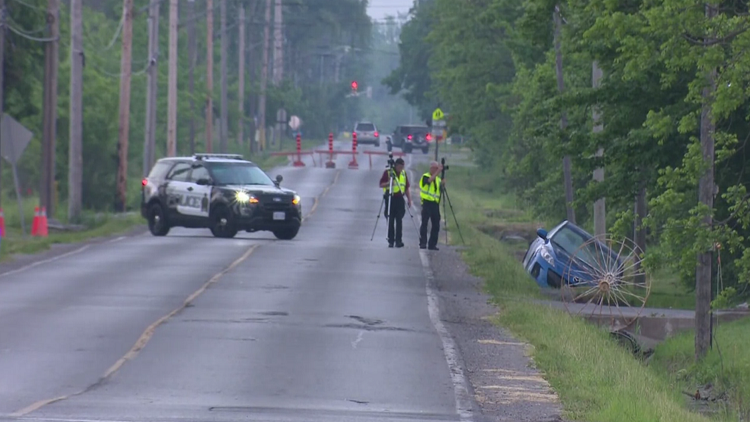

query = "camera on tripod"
[[440, 157, 450, 171], [386, 152, 395, 169]]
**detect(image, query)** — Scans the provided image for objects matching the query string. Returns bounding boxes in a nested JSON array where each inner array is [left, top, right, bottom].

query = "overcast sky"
[[366, 0, 414, 21]]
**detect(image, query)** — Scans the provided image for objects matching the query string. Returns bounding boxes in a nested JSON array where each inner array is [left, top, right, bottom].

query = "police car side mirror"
[[275, 174, 283, 186]]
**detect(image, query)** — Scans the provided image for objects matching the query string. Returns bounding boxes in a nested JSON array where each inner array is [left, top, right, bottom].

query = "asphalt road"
[[0, 142, 478, 422]]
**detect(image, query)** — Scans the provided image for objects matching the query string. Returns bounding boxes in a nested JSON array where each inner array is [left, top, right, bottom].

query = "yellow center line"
[[11, 245, 260, 417], [304, 169, 340, 220]]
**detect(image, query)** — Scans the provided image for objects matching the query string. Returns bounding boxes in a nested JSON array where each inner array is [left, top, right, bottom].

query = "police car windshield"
[[207, 162, 275, 186]]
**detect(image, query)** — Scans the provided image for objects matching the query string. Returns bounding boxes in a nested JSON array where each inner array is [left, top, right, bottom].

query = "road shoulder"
[[0, 226, 148, 277], [427, 245, 565, 422]]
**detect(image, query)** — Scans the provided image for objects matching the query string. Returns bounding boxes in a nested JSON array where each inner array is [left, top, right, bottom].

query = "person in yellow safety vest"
[[419, 160, 444, 250], [379, 157, 412, 248]]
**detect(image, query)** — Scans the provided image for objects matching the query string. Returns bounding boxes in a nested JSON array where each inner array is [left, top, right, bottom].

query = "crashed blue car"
[[522, 220, 622, 289]]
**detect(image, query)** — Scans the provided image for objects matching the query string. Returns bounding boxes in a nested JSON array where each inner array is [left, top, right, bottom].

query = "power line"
[[6, 24, 57, 42]]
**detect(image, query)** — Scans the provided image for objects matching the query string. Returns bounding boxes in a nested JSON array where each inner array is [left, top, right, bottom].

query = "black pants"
[[385, 194, 405, 244], [420, 201, 440, 248]]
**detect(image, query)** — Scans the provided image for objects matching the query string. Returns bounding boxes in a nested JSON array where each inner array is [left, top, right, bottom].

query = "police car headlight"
[[540, 248, 554, 266], [235, 191, 250, 203], [292, 195, 301, 205], [235, 191, 258, 204]]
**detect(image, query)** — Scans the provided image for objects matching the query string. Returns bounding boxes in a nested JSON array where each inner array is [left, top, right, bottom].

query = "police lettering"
[[181, 195, 202, 208]]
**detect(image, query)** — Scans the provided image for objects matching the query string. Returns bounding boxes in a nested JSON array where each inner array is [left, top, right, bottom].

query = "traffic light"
[[351, 80, 358, 93]]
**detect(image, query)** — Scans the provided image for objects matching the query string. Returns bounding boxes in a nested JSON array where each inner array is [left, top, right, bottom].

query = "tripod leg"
[[442, 192, 448, 244], [405, 201, 420, 235], [370, 195, 386, 241], [442, 188, 465, 244]]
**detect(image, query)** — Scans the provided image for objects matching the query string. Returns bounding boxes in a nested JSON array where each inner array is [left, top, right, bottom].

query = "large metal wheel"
[[561, 235, 651, 327]]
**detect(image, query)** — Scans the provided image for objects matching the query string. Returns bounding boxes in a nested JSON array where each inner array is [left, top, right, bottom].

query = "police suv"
[[141, 153, 302, 240]]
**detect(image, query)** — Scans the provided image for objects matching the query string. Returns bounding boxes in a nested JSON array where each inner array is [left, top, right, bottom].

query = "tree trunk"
[[115, 0, 133, 212], [187, 0, 197, 155], [695, 3, 718, 362], [69, 0, 83, 220], [592, 61, 605, 237], [553, 6, 575, 224], [219, 0, 228, 153], [634, 183, 647, 285]]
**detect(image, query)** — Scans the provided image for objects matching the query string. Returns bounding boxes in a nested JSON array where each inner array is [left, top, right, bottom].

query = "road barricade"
[[268, 150, 317, 167], [362, 150, 406, 170]]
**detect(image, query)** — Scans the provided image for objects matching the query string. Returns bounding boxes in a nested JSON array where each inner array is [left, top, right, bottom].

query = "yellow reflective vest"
[[384, 170, 407, 195], [419, 172, 441, 203]]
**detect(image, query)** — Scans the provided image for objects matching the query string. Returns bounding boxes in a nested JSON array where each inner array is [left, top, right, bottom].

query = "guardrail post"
[[293, 133, 305, 167], [326, 132, 335, 168], [348, 132, 359, 169]]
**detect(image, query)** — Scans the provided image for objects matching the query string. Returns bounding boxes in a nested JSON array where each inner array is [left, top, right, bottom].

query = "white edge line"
[[420, 249, 475, 422], [0, 244, 91, 279], [409, 158, 474, 422]]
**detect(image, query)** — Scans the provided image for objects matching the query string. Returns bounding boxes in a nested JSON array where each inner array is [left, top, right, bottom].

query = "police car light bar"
[[194, 153, 244, 160]]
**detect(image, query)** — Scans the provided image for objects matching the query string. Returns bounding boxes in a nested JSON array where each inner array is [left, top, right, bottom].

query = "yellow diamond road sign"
[[432, 108, 444, 122]]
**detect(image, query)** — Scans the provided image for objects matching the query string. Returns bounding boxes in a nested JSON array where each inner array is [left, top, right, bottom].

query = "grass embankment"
[[435, 164, 748, 422], [0, 195, 145, 262]]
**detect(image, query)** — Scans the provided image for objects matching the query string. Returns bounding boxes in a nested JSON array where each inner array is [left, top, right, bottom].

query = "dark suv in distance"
[[353, 121, 380, 147], [391, 124, 431, 154], [141, 153, 302, 240]]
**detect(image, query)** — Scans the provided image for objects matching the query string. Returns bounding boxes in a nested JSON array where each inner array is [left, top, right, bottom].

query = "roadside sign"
[[432, 107, 444, 121], [1, 114, 32, 165], [289, 115, 301, 131], [0, 113, 32, 236]]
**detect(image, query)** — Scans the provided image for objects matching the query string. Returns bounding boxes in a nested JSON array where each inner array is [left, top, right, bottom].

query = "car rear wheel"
[[210, 205, 238, 238], [148, 203, 170, 236], [273, 226, 299, 240], [403, 144, 412, 153]]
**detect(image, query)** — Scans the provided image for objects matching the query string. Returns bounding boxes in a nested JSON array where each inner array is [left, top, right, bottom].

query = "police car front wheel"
[[210, 206, 238, 238], [147, 203, 170, 236]]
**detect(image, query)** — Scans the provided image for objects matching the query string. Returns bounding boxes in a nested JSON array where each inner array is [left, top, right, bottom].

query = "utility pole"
[[166, 0, 178, 157], [0, 0, 5, 210], [143, 0, 159, 175], [41, 0, 60, 218], [115, 0, 134, 212], [219, 0, 228, 153], [695, 3, 718, 362], [187, 0, 196, 155], [592, 61, 605, 237], [258, 0, 272, 151], [205, 0, 214, 153], [553, 6, 575, 224], [238, 2, 245, 147], [273, 0, 282, 85], [68, 0, 83, 220]]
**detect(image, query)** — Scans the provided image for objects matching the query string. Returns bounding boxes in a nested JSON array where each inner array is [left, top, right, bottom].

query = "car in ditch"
[[522, 220, 623, 289], [141, 153, 302, 240]]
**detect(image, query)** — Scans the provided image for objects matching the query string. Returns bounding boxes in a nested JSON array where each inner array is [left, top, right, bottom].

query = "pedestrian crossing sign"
[[432, 108, 444, 121]]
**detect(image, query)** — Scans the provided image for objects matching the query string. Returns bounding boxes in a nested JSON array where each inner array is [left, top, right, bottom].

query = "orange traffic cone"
[[31, 207, 40, 236], [0, 209, 5, 238], [37, 207, 49, 237]]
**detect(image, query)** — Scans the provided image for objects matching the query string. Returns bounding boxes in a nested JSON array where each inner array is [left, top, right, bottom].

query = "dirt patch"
[[478, 222, 537, 244], [483, 208, 528, 221]]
